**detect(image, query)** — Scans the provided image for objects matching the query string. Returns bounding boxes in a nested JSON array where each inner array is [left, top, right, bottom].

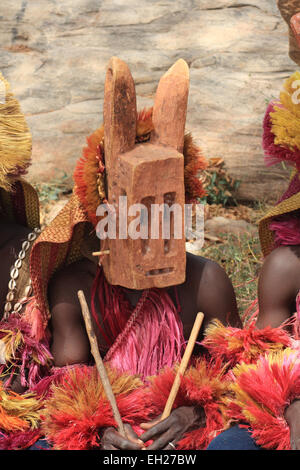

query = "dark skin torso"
[[49, 252, 241, 366], [256, 245, 300, 450], [48, 251, 241, 449]]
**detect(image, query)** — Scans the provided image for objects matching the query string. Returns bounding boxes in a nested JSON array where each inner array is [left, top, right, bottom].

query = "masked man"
[[25, 57, 241, 451]]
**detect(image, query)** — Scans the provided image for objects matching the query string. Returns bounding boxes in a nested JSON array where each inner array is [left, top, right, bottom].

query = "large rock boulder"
[[0, 0, 297, 202]]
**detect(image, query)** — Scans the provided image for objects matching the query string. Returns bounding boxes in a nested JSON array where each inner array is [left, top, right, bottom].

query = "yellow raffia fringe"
[[270, 71, 300, 151], [0, 328, 23, 364], [0, 72, 32, 191], [0, 381, 41, 432]]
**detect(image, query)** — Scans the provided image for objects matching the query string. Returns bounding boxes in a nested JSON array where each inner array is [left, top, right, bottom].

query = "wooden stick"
[[92, 250, 110, 257], [160, 312, 204, 421], [77, 290, 127, 437]]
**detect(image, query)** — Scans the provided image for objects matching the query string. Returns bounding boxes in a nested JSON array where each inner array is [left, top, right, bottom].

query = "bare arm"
[[48, 270, 91, 367], [48, 267, 144, 450], [256, 247, 300, 329], [197, 260, 242, 329]]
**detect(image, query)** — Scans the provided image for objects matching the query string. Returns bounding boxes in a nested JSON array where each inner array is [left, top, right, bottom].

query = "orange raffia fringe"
[[183, 132, 207, 202], [41, 364, 148, 450], [139, 356, 231, 450], [226, 349, 300, 450], [202, 319, 292, 368], [0, 381, 41, 433], [73, 126, 105, 227], [73, 107, 207, 227]]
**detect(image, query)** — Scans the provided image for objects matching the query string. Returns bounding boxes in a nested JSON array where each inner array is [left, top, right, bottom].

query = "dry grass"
[[200, 231, 262, 316], [198, 201, 271, 316]]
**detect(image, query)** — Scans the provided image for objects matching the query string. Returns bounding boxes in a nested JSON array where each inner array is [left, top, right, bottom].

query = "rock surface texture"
[[0, 0, 298, 202]]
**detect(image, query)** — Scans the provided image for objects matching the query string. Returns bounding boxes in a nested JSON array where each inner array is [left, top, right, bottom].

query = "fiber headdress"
[[28, 106, 207, 338], [0, 72, 39, 230], [259, 72, 300, 256]]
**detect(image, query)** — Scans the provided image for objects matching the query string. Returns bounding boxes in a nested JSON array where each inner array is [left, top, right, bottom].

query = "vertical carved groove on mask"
[[140, 196, 155, 255], [163, 192, 176, 254]]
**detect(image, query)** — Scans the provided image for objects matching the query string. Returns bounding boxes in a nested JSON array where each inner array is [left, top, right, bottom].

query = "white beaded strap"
[[3, 227, 41, 320]]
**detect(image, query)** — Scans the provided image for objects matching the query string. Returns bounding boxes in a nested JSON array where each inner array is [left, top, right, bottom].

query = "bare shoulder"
[[258, 245, 300, 303], [48, 259, 95, 366], [185, 252, 240, 327], [49, 258, 96, 291], [260, 246, 300, 287], [48, 258, 97, 316], [262, 245, 300, 271], [186, 252, 230, 287], [257, 246, 300, 328]]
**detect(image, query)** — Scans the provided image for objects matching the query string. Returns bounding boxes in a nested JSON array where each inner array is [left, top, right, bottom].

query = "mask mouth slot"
[[146, 267, 174, 276]]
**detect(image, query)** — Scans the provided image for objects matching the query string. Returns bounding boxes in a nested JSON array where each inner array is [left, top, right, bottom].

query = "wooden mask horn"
[[99, 57, 189, 289]]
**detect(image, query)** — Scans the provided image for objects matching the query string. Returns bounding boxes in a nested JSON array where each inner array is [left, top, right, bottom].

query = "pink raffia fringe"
[[267, 172, 300, 249], [0, 429, 41, 450], [22, 298, 46, 342], [270, 215, 300, 248], [0, 313, 53, 390], [92, 267, 185, 379]]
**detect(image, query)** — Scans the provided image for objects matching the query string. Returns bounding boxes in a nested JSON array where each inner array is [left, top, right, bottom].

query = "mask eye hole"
[[163, 192, 176, 253], [141, 196, 155, 255]]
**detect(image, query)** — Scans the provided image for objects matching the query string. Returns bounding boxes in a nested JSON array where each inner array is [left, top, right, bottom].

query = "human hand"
[[139, 406, 205, 450], [100, 423, 145, 450], [285, 399, 300, 450]]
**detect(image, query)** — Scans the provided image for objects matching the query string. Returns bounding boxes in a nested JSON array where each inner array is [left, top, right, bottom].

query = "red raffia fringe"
[[92, 267, 185, 379], [40, 358, 231, 450], [202, 318, 292, 368], [227, 349, 300, 450], [40, 365, 148, 450], [139, 356, 230, 450]]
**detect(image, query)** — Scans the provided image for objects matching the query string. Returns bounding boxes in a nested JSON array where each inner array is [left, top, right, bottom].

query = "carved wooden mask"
[[100, 57, 189, 289]]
